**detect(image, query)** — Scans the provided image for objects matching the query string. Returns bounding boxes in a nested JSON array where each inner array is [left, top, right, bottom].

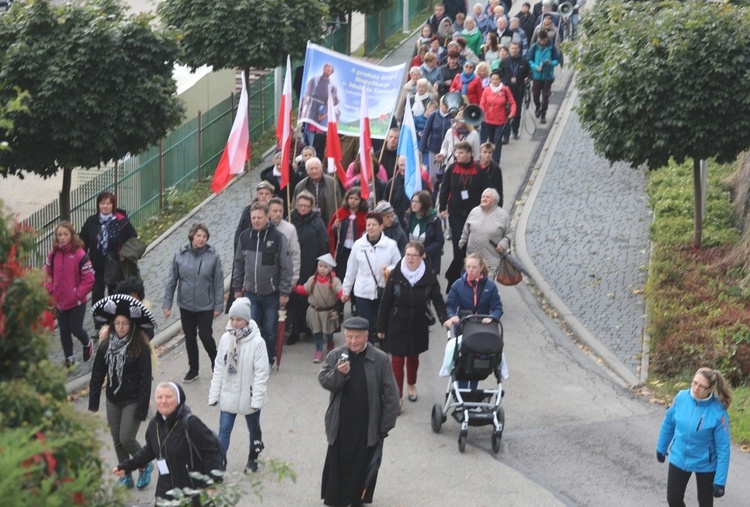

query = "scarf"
[[460, 71, 475, 96], [455, 125, 469, 137], [106, 331, 132, 395], [439, 107, 450, 118], [400, 259, 426, 286], [462, 26, 478, 36], [225, 324, 253, 375], [411, 92, 429, 116], [98, 213, 114, 253], [490, 82, 503, 93]]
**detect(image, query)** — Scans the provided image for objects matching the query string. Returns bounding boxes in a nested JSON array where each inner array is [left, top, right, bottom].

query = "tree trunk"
[[693, 158, 703, 249], [60, 167, 72, 221]]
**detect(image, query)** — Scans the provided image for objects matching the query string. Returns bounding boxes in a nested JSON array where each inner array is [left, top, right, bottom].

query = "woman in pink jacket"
[[45, 221, 96, 368], [479, 70, 517, 165]]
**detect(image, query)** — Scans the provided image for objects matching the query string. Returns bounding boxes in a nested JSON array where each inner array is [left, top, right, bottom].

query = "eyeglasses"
[[691, 380, 711, 390], [411, 199, 421, 203], [404, 253, 422, 258]]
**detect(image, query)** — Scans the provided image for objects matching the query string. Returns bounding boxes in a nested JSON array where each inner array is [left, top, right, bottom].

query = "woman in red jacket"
[[450, 60, 483, 105], [479, 70, 517, 165], [44, 221, 96, 368]]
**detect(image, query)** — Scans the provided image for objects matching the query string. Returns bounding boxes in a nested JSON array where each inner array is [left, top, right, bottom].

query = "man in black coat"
[[499, 41, 532, 141]]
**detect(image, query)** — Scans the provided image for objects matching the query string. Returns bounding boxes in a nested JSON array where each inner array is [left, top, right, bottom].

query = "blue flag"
[[398, 103, 423, 200]]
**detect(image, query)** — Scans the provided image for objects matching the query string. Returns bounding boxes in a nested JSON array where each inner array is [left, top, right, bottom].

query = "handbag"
[[363, 251, 385, 299], [496, 253, 523, 286]]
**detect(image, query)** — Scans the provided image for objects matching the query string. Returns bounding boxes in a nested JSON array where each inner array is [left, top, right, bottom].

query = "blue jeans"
[[313, 332, 334, 352], [354, 296, 380, 344], [245, 291, 279, 364], [218, 410, 262, 457]]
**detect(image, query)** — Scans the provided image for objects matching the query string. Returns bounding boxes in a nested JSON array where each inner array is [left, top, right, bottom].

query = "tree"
[[576, 0, 750, 247], [0, 211, 125, 505], [158, 0, 326, 81], [0, 0, 185, 220]]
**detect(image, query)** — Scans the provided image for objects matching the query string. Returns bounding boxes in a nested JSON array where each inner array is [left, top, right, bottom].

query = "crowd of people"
[[39, 2, 737, 505]]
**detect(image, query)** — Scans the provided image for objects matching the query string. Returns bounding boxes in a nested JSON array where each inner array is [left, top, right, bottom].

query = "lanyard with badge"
[[155, 420, 179, 475]]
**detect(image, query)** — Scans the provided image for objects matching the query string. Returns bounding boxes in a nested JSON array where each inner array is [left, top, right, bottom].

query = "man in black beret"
[[318, 316, 399, 506]]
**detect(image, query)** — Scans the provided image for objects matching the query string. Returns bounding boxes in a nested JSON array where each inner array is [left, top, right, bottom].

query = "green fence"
[[323, 22, 349, 54], [21, 93, 240, 268], [365, 0, 431, 54]]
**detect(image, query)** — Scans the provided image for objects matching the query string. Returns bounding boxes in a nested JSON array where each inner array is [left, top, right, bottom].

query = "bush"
[[645, 158, 750, 384], [0, 212, 124, 506]]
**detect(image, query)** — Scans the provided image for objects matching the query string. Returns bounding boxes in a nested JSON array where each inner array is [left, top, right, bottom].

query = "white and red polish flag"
[[325, 91, 346, 183], [211, 72, 250, 194], [277, 56, 293, 189]]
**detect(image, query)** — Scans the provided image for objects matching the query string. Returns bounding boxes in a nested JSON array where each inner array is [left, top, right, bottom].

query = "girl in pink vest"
[[45, 221, 95, 368]]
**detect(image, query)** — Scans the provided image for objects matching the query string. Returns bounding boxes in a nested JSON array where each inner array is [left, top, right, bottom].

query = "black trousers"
[[667, 462, 715, 507], [181, 309, 217, 373], [532, 79, 554, 116], [57, 303, 90, 359]]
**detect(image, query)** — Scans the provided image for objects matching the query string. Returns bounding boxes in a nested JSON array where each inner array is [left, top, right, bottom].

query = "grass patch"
[[646, 157, 750, 445]]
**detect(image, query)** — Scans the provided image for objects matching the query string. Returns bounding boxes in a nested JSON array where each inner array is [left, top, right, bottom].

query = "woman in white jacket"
[[209, 297, 269, 473], [341, 212, 402, 345]]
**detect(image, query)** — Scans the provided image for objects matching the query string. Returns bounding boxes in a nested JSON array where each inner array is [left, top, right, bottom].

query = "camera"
[[340, 352, 349, 363]]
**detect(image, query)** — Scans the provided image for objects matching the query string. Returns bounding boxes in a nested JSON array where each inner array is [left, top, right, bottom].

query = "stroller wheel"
[[431, 403, 443, 433], [496, 407, 505, 436], [458, 430, 468, 453], [491, 431, 501, 453]]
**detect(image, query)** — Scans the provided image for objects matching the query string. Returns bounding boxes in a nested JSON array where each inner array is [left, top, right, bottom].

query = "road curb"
[[514, 75, 641, 388]]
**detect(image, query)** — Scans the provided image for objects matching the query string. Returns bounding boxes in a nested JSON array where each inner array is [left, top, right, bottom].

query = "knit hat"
[[373, 201, 395, 216], [256, 181, 275, 192], [317, 253, 337, 268], [229, 297, 252, 324]]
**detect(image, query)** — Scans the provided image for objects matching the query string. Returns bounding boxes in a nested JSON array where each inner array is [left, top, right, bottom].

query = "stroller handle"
[[459, 314, 500, 325]]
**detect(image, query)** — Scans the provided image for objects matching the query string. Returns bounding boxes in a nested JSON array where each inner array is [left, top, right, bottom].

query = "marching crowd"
[[38, 1, 733, 505]]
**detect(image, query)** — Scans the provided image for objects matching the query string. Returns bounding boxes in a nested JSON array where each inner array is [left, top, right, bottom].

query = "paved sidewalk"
[[517, 87, 651, 383]]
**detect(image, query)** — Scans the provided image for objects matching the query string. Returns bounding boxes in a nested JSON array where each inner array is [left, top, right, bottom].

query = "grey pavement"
[[517, 85, 650, 385]]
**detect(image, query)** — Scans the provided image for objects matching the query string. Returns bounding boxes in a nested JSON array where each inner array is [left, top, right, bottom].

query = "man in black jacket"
[[233, 202, 293, 365], [500, 41, 532, 141], [438, 141, 489, 260]]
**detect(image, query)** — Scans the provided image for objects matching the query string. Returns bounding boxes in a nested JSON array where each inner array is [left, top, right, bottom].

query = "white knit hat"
[[228, 297, 252, 323]]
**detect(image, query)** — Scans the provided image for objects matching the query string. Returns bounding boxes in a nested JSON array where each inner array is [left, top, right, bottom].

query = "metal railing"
[[365, 0, 431, 54]]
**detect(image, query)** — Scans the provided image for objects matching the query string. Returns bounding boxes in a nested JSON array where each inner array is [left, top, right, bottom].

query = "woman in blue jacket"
[[656, 367, 733, 507], [443, 253, 502, 326]]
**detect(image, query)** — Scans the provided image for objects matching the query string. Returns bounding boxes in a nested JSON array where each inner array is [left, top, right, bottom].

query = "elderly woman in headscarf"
[[114, 382, 226, 502], [458, 188, 513, 278], [437, 15, 455, 45]]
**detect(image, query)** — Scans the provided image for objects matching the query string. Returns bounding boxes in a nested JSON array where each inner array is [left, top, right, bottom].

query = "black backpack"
[[182, 414, 228, 479]]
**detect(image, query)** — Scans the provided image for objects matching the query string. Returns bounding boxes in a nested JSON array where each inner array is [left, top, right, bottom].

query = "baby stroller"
[[431, 315, 505, 453]]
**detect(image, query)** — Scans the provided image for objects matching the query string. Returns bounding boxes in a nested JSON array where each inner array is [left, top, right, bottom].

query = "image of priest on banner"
[[300, 63, 341, 129]]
